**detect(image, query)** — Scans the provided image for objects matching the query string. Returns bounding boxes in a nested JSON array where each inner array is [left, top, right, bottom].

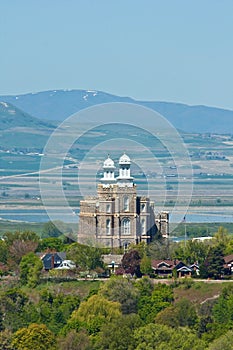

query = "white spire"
[[117, 153, 134, 187], [100, 155, 116, 185]]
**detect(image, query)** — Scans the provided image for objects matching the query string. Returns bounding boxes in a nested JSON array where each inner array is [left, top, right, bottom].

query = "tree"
[[0, 329, 13, 350], [11, 323, 57, 350], [200, 245, 225, 279], [133, 323, 206, 350], [99, 276, 139, 314], [68, 295, 121, 335], [155, 298, 198, 328], [58, 330, 91, 350], [122, 250, 141, 277], [140, 255, 152, 275], [37, 237, 65, 252], [19, 252, 42, 287], [174, 239, 209, 265], [213, 226, 230, 247], [208, 330, 233, 350], [95, 314, 142, 350], [137, 283, 173, 323], [66, 243, 104, 271]]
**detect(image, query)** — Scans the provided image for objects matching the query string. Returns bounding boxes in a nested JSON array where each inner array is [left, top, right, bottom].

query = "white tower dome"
[[119, 153, 131, 165], [100, 155, 116, 185], [117, 153, 134, 187]]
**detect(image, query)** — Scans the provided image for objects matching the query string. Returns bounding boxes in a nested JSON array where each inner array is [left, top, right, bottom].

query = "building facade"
[[78, 154, 169, 248]]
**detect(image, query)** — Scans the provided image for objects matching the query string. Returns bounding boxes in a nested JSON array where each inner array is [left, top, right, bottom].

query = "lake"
[[0, 208, 233, 223]]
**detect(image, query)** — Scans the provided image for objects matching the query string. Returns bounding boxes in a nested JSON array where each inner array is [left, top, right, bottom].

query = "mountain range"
[[0, 89, 233, 134]]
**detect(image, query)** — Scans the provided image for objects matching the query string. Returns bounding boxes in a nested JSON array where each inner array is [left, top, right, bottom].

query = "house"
[[102, 254, 123, 273], [55, 260, 76, 269], [151, 259, 192, 278], [37, 252, 66, 271], [223, 254, 233, 275]]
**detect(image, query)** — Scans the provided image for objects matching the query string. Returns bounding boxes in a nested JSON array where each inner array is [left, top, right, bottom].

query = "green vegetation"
[[0, 226, 232, 348]]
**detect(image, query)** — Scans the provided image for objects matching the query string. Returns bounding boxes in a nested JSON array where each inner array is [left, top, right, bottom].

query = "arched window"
[[141, 218, 146, 234], [122, 218, 130, 235], [123, 196, 129, 211], [106, 219, 111, 234]]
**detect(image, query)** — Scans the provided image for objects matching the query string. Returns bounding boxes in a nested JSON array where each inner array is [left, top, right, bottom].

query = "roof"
[[103, 254, 123, 265], [152, 259, 181, 270], [103, 156, 115, 168], [119, 153, 131, 164], [224, 254, 233, 264]]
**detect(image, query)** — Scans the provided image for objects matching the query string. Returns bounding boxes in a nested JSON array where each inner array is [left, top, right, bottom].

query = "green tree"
[[58, 330, 91, 350], [19, 252, 42, 287], [99, 276, 139, 314], [68, 295, 121, 335], [208, 330, 233, 350], [133, 323, 206, 350], [213, 226, 230, 247], [174, 239, 209, 265], [37, 237, 65, 252], [200, 245, 225, 279], [140, 255, 152, 275], [155, 298, 198, 328], [95, 314, 142, 350], [137, 283, 173, 323], [0, 329, 13, 350], [11, 323, 57, 350], [66, 243, 104, 271]]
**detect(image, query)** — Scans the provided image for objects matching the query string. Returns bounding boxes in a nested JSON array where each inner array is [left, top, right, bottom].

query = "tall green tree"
[[200, 245, 225, 279], [95, 314, 142, 350], [19, 252, 42, 287], [99, 277, 139, 314], [67, 295, 121, 335], [11, 323, 57, 350], [66, 243, 104, 271]]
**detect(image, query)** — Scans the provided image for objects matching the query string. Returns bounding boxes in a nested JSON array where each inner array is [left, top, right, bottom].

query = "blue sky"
[[1, 0, 233, 110]]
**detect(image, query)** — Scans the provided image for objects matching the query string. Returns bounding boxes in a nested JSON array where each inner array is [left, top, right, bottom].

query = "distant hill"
[[1, 89, 233, 134], [0, 101, 54, 130]]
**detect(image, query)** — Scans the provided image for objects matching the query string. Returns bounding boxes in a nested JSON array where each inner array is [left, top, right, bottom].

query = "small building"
[[223, 254, 233, 275], [37, 252, 66, 271], [102, 254, 123, 273], [151, 259, 192, 278]]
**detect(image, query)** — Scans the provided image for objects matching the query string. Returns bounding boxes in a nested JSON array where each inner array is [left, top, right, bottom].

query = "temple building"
[[78, 153, 169, 249]]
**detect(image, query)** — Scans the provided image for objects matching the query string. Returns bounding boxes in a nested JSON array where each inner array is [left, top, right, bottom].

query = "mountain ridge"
[[0, 89, 233, 134]]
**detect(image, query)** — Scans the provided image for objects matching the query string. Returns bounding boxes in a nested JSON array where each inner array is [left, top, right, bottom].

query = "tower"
[[117, 153, 134, 187], [100, 155, 116, 186]]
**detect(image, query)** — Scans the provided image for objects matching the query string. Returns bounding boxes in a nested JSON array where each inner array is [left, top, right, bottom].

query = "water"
[[0, 209, 79, 223], [0, 208, 233, 224]]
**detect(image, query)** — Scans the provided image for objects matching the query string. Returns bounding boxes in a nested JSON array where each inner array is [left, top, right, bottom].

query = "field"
[[1, 125, 233, 230]]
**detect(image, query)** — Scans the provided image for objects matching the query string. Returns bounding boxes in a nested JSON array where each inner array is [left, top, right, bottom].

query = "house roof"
[[151, 259, 181, 270], [103, 254, 123, 265], [224, 254, 233, 264]]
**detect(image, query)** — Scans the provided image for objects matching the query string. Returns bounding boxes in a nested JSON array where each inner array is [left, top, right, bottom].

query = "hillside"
[[1, 90, 233, 134], [0, 101, 54, 130], [0, 101, 54, 149]]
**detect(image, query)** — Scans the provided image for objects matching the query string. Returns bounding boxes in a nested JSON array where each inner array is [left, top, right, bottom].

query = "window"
[[141, 203, 146, 212], [106, 219, 111, 234], [106, 204, 111, 213], [141, 218, 146, 234], [123, 196, 129, 211], [122, 218, 130, 235]]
